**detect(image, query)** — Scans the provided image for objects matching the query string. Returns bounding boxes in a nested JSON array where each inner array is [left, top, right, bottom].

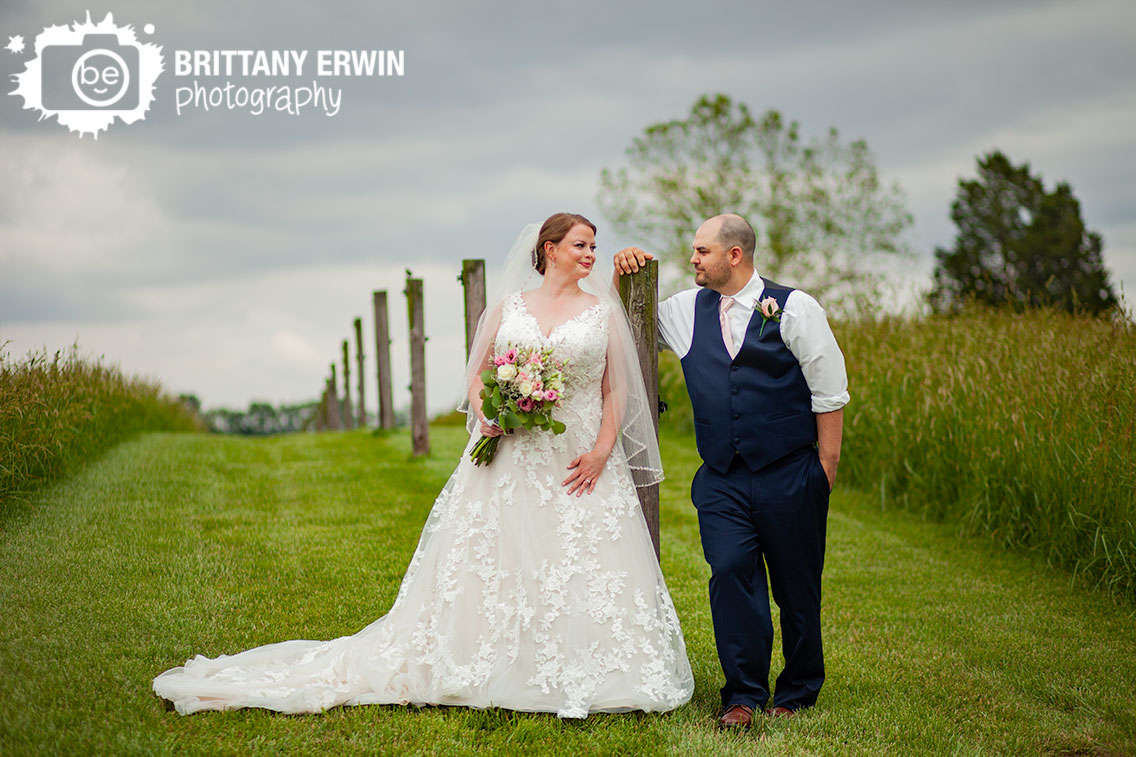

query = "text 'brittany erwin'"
[[173, 50, 405, 78]]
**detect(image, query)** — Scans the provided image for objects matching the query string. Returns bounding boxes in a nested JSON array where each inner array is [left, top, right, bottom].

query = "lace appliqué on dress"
[[152, 289, 694, 719]]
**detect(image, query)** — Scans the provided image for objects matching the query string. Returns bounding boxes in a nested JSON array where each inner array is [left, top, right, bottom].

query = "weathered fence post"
[[354, 317, 366, 428], [341, 339, 355, 430], [373, 291, 395, 430], [461, 259, 487, 359], [316, 386, 327, 431], [405, 272, 429, 455], [327, 366, 342, 431], [619, 259, 660, 561]]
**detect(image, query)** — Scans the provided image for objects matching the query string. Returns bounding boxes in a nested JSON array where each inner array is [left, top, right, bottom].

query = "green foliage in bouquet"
[[469, 345, 568, 466]]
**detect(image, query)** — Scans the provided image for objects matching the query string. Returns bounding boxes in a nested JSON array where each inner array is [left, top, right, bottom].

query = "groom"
[[614, 214, 848, 728]]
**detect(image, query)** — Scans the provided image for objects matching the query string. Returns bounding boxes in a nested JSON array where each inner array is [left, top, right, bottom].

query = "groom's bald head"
[[706, 214, 756, 261], [691, 214, 757, 293]]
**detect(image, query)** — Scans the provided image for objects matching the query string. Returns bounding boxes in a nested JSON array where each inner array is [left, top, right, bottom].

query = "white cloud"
[[2, 0, 1134, 411], [2, 261, 471, 414], [0, 133, 166, 274]]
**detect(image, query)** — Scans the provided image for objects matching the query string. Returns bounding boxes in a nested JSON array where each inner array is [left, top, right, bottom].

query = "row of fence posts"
[[312, 259, 662, 559]]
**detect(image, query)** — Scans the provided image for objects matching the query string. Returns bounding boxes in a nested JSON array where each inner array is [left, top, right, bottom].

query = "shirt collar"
[[728, 269, 764, 310]]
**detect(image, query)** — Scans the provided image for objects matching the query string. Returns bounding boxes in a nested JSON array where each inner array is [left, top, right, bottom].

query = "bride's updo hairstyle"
[[533, 213, 597, 275]]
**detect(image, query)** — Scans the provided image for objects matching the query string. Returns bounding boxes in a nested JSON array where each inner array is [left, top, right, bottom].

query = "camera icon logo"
[[41, 33, 139, 110], [9, 12, 163, 138]]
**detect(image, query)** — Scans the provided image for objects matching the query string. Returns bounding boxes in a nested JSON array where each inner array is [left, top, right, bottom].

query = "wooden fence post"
[[341, 339, 355, 430], [373, 291, 395, 430], [405, 272, 429, 455], [354, 317, 366, 428], [619, 260, 661, 561], [316, 386, 327, 431], [327, 366, 342, 431], [461, 259, 487, 359]]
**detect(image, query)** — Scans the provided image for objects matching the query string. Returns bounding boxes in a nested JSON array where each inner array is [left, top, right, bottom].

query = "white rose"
[[517, 380, 534, 397], [496, 364, 517, 382]]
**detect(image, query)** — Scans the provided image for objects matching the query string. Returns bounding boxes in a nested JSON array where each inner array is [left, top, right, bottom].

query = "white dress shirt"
[[657, 270, 850, 414]]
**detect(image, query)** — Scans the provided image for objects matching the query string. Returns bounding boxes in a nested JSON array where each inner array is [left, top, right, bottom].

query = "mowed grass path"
[[2, 427, 1134, 756]]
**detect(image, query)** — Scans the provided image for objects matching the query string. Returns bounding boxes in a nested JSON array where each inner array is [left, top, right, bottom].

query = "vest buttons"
[[731, 365, 738, 371], [733, 437, 740, 444], [731, 387, 739, 395], [733, 413, 740, 420]]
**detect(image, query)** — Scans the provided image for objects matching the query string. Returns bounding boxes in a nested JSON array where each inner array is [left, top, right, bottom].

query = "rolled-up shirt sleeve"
[[781, 291, 850, 413], [656, 289, 698, 358]]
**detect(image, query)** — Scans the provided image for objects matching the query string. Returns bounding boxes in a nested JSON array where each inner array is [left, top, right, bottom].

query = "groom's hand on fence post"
[[613, 248, 654, 280]]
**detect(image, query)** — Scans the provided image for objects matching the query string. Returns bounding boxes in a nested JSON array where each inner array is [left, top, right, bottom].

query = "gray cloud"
[[2, 0, 1133, 406]]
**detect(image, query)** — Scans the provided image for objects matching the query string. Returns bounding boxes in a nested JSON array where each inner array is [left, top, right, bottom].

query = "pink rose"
[[493, 355, 507, 366], [517, 396, 534, 412], [505, 349, 518, 364], [543, 389, 560, 402], [759, 296, 779, 318]]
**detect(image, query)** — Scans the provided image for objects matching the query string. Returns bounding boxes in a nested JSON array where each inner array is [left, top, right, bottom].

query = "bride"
[[153, 213, 694, 719]]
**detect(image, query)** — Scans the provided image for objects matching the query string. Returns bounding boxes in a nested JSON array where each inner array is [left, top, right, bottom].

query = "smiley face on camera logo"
[[9, 11, 164, 138]]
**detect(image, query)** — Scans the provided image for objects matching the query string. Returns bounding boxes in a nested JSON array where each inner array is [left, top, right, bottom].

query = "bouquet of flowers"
[[469, 344, 568, 466]]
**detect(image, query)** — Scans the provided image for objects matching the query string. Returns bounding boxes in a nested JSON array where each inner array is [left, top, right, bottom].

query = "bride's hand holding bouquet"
[[470, 343, 568, 466]]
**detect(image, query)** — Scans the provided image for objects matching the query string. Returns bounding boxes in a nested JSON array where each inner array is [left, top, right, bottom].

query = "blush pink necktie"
[[719, 296, 736, 358]]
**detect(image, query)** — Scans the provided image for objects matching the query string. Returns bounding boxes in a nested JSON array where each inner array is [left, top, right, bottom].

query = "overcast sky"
[[2, 0, 1134, 416]]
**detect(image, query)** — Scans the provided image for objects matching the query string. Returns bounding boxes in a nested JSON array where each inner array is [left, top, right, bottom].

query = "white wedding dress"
[[153, 292, 694, 718]]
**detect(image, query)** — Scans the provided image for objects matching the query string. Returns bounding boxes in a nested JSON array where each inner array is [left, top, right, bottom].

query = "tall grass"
[[4, 428, 1136, 754], [0, 342, 203, 505], [657, 308, 1136, 602]]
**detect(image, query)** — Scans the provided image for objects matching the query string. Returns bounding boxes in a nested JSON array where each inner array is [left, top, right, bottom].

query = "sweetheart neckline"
[[514, 292, 606, 341]]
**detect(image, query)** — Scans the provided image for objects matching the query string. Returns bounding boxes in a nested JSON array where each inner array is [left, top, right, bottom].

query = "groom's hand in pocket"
[[817, 408, 842, 492], [821, 459, 836, 491]]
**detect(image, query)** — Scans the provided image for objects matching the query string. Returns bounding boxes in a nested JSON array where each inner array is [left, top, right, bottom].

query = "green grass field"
[[2, 426, 1134, 755], [0, 344, 200, 505]]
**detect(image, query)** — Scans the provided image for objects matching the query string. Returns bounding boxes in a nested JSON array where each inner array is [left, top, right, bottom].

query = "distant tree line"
[[179, 395, 321, 435]]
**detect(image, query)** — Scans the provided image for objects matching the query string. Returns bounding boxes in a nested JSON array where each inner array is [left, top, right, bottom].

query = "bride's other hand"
[[479, 416, 504, 438], [563, 448, 609, 496], [613, 247, 653, 275]]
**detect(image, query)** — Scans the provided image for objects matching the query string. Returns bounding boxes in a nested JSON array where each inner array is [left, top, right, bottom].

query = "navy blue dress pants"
[[691, 445, 830, 712]]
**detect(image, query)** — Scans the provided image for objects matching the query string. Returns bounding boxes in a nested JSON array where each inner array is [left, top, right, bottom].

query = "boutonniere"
[[756, 296, 782, 337]]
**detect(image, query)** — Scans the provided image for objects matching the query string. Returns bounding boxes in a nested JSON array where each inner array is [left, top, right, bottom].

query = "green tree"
[[929, 150, 1117, 314], [201, 400, 320, 435], [598, 93, 913, 307], [177, 393, 201, 415]]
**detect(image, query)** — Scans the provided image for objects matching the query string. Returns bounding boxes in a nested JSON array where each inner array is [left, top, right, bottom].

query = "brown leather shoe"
[[765, 706, 795, 718], [719, 704, 754, 729]]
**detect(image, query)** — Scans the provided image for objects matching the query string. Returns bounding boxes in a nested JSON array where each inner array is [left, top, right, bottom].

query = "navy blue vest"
[[680, 279, 817, 473]]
